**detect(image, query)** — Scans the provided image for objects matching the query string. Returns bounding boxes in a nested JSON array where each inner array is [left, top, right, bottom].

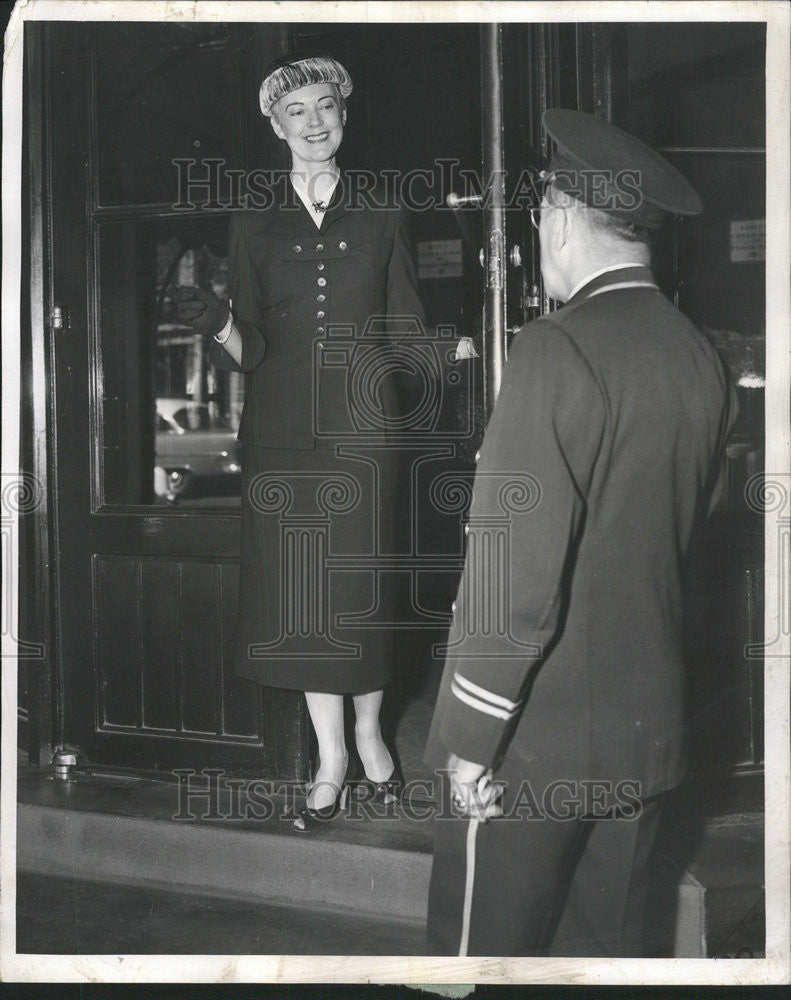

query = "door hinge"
[[52, 747, 78, 780], [51, 305, 69, 330]]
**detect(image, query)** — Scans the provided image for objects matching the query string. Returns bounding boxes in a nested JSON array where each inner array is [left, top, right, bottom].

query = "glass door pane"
[[97, 214, 243, 508]]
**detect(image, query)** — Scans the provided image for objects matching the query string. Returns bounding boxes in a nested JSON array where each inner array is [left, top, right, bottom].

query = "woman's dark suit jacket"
[[210, 178, 426, 449]]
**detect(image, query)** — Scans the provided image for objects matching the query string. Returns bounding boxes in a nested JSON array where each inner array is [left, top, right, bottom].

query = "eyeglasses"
[[529, 203, 565, 230]]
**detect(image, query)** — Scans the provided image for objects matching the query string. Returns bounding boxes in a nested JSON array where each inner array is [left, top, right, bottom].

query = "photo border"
[[2, 0, 788, 986]]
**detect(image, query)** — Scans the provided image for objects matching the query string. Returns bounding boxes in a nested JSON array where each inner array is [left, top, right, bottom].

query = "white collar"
[[290, 171, 340, 229], [566, 262, 649, 302]]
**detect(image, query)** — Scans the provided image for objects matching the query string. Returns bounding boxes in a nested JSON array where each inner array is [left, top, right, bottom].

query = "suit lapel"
[[317, 175, 352, 232], [279, 174, 352, 234], [279, 179, 323, 235]]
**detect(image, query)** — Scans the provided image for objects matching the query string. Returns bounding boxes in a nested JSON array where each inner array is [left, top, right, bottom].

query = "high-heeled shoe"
[[292, 763, 351, 833], [354, 761, 404, 807]]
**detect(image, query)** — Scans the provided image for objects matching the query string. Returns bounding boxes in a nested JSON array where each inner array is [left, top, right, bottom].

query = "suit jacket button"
[[317, 310, 325, 319], [293, 244, 302, 253], [317, 342, 324, 350], [316, 326, 325, 335], [338, 241, 347, 251], [318, 277, 327, 287], [316, 243, 324, 252], [317, 294, 326, 302], [317, 262, 325, 271]]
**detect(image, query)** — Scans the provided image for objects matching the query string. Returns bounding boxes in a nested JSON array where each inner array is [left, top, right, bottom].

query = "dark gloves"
[[173, 286, 230, 338]]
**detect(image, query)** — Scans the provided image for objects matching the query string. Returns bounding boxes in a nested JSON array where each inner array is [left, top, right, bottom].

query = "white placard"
[[730, 219, 766, 262], [417, 238, 463, 279]]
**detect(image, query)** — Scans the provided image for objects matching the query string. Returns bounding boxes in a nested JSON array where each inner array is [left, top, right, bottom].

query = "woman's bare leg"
[[304, 691, 347, 810], [353, 689, 394, 781]]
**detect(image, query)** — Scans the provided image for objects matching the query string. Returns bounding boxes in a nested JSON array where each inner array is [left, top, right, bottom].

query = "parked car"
[[155, 397, 241, 501]]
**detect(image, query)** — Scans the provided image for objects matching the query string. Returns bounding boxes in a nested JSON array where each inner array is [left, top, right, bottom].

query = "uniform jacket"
[[210, 176, 426, 450], [425, 264, 737, 798]]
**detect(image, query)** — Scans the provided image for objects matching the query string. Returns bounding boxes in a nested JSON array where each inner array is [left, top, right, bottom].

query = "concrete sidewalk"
[[17, 872, 424, 955], [16, 765, 764, 957]]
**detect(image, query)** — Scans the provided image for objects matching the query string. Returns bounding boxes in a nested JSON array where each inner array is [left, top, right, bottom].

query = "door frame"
[[22, 22, 57, 768]]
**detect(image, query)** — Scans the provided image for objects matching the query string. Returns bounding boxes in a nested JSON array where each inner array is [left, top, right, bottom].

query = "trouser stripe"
[[458, 818, 480, 956]]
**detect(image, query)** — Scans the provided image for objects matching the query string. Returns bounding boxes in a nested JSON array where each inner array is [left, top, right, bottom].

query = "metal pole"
[[480, 23, 506, 416]]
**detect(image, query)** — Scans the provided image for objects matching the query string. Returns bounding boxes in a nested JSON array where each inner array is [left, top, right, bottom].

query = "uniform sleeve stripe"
[[451, 681, 519, 721], [453, 672, 521, 712]]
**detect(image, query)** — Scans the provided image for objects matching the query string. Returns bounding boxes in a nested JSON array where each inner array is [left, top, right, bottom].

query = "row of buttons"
[[317, 249, 328, 340], [292, 240, 348, 253], [287, 242, 339, 346], [317, 260, 327, 339]]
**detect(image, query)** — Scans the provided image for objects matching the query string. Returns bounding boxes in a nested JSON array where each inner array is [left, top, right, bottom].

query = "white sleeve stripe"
[[453, 672, 521, 712], [451, 681, 519, 721]]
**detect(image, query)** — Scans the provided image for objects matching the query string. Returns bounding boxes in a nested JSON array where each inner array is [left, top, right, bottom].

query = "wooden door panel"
[[92, 555, 258, 744], [140, 559, 181, 730], [44, 22, 306, 779]]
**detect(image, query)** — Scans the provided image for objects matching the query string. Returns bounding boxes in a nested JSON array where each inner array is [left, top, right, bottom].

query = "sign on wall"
[[730, 219, 765, 263], [417, 239, 463, 279]]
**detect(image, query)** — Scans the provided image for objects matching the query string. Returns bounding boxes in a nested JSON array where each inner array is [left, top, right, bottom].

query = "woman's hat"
[[259, 50, 353, 117], [543, 108, 702, 229]]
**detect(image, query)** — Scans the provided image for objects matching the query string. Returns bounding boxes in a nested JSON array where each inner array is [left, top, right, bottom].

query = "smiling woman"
[[270, 83, 346, 174], [173, 49, 428, 834], [260, 51, 353, 217]]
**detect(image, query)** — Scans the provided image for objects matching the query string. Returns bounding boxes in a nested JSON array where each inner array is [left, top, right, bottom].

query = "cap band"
[[546, 151, 668, 230], [542, 109, 702, 227]]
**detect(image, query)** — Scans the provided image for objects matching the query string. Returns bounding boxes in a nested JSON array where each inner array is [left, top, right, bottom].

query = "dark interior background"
[[20, 19, 766, 785]]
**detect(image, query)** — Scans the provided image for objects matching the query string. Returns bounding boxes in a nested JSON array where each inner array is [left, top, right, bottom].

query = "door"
[[475, 24, 617, 412], [42, 21, 309, 779]]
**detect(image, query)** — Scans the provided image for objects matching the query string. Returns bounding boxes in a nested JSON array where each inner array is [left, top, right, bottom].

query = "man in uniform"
[[425, 109, 737, 957]]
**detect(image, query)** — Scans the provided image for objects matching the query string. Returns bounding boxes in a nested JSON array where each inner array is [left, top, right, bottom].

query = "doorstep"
[[16, 765, 765, 957], [16, 766, 433, 924]]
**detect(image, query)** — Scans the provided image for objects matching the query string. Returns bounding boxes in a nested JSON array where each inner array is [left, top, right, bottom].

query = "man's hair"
[[544, 182, 653, 254], [583, 206, 653, 249]]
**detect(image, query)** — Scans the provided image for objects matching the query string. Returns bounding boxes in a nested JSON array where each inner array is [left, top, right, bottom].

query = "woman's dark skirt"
[[236, 441, 399, 694]]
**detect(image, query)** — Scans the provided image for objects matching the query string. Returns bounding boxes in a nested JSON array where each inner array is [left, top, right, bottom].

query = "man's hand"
[[173, 286, 230, 338], [446, 753, 503, 821]]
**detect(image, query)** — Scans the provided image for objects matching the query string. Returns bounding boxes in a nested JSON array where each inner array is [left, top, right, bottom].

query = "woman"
[[175, 51, 426, 830]]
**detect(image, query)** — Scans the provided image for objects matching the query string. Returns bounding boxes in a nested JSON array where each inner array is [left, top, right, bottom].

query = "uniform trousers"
[[426, 784, 662, 957]]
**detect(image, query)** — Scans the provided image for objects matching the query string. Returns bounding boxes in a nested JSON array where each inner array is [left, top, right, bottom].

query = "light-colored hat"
[[259, 50, 353, 118]]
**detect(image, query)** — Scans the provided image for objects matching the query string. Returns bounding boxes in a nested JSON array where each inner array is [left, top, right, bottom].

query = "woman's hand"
[[173, 286, 230, 339]]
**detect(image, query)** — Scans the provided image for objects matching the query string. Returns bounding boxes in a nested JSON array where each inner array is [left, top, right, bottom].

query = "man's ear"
[[269, 113, 285, 141], [554, 203, 574, 252]]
